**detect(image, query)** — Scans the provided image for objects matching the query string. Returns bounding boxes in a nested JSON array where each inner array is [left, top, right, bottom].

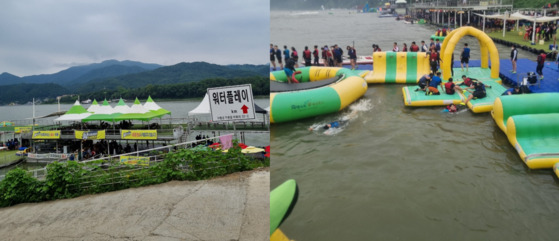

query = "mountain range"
[[0, 60, 268, 105]]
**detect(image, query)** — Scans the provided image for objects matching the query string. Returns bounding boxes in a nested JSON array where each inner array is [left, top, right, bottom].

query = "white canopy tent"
[[475, 12, 559, 42], [188, 94, 268, 122]]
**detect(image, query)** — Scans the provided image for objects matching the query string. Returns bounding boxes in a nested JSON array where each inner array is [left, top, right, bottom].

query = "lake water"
[[271, 10, 559, 240]]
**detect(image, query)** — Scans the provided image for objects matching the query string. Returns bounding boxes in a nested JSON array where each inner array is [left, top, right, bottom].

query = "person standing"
[[303, 46, 312, 67], [291, 47, 299, 68], [460, 43, 470, 72], [321, 46, 328, 67], [410, 41, 419, 52], [429, 49, 440, 75], [283, 45, 290, 64], [536, 50, 546, 80], [347, 46, 357, 70], [510, 45, 518, 74], [421, 40, 428, 52], [274, 45, 283, 70], [270, 44, 277, 70], [435, 39, 441, 52], [313, 45, 319, 66]]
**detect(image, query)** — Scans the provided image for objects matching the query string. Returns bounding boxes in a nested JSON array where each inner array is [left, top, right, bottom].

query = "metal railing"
[[0, 135, 234, 181]]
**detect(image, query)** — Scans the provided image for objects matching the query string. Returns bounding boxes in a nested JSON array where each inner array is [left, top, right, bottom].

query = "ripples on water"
[[271, 10, 559, 241]]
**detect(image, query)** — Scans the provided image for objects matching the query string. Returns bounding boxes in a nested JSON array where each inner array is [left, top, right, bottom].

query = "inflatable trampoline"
[[270, 67, 367, 123]]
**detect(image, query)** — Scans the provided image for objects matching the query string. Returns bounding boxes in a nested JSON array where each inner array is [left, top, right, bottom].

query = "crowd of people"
[[270, 43, 358, 72], [3, 139, 19, 150]]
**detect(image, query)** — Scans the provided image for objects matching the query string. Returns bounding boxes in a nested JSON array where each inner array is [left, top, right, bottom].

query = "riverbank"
[[0, 168, 270, 241]]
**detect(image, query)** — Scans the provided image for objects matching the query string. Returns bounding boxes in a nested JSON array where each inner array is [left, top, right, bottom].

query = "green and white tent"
[[86, 99, 101, 113], [82, 99, 120, 122], [55, 100, 91, 121], [115, 97, 152, 121], [143, 96, 171, 119]]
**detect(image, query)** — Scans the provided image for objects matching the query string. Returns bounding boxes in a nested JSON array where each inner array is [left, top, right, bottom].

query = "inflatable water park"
[[270, 26, 559, 184]]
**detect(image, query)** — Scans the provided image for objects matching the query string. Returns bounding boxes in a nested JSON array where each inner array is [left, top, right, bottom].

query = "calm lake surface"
[[271, 10, 559, 240]]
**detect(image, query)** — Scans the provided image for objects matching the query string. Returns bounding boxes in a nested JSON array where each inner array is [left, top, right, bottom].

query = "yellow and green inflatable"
[[492, 93, 559, 169], [270, 67, 367, 123]]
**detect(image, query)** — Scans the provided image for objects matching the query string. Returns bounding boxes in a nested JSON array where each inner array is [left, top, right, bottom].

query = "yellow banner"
[[120, 155, 149, 166], [15, 127, 32, 133], [32, 130, 61, 139], [120, 130, 157, 140], [75, 130, 106, 140]]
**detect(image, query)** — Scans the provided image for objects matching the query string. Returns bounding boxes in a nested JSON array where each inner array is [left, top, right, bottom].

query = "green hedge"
[[0, 142, 269, 207]]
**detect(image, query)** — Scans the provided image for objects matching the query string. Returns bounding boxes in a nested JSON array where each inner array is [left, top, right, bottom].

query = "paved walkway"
[[0, 168, 270, 241]]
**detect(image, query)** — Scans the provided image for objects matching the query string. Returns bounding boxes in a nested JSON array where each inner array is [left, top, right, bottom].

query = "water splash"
[[309, 98, 373, 135]]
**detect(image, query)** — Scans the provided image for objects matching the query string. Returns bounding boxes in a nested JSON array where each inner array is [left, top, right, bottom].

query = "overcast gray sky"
[[0, 0, 269, 76]]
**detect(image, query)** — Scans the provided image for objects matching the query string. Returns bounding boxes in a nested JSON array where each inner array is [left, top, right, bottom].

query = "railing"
[[0, 135, 229, 181], [411, 0, 513, 8]]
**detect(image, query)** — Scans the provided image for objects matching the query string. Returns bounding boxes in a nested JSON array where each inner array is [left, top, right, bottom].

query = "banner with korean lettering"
[[15, 127, 32, 133], [32, 130, 61, 139], [120, 130, 157, 140], [75, 130, 106, 140], [120, 155, 150, 166], [207, 84, 255, 122]]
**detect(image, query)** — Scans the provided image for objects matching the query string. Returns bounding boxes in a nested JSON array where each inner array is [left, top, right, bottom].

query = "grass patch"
[[0, 150, 21, 166], [487, 30, 557, 52]]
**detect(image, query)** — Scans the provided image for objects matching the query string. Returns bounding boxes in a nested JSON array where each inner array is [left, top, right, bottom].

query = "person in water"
[[309, 110, 358, 131]]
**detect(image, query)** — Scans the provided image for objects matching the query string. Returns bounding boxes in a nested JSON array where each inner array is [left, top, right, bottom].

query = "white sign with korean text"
[[207, 84, 255, 122]]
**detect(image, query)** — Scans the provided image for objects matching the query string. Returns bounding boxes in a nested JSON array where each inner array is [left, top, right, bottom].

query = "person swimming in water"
[[309, 110, 358, 131]]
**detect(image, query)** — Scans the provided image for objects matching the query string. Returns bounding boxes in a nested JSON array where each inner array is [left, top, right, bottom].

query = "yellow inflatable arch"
[[440, 26, 499, 80]]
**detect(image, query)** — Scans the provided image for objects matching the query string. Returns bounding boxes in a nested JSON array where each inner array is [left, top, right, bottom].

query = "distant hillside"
[[0, 72, 21, 85], [0, 60, 162, 87], [227, 64, 269, 76], [0, 83, 69, 105], [75, 62, 269, 93]]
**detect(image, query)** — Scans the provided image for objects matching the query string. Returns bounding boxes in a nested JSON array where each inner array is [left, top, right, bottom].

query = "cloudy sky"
[[0, 0, 269, 76]]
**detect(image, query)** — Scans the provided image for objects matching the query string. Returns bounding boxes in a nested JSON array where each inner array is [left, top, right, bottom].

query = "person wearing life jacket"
[[536, 50, 546, 79], [291, 47, 299, 68], [270, 44, 277, 71], [284, 58, 297, 84], [443, 77, 467, 95], [321, 46, 329, 67], [464, 80, 492, 105], [274, 45, 283, 70], [420, 40, 428, 52], [429, 49, 440, 75], [393, 42, 399, 52], [445, 104, 458, 112], [436, 29, 441, 36], [502, 86, 521, 95], [313, 45, 319, 66], [442, 28, 447, 36], [415, 74, 431, 92], [426, 72, 443, 95], [410, 41, 420, 52], [347, 46, 357, 70], [457, 75, 472, 87], [460, 43, 470, 72], [283, 45, 290, 64], [303, 46, 312, 67]]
